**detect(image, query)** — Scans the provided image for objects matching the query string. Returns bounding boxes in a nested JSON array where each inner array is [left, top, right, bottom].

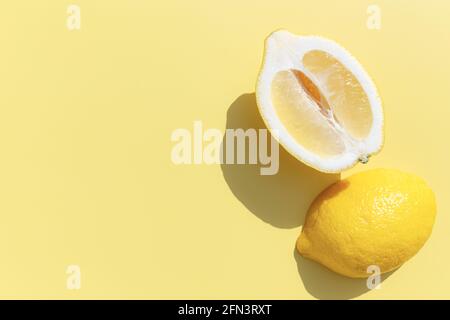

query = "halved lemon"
[[256, 30, 384, 173]]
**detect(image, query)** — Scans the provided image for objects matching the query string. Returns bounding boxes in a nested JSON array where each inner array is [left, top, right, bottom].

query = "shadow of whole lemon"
[[297, 168, 436, 278]]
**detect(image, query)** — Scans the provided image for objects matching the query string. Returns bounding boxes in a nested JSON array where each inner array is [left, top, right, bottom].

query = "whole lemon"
[[297, 168, 436, 278]]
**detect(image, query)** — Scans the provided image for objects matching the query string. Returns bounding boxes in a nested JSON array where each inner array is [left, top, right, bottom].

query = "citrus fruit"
[[256, 30, 383, 173], [297, 169, 436, 278]]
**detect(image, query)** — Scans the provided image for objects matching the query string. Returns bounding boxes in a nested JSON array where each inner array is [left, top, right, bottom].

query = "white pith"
[[256, 30, 384, 173]]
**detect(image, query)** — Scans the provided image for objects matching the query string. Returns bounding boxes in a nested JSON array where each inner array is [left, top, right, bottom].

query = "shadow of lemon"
[[221, 93, 339, 229]]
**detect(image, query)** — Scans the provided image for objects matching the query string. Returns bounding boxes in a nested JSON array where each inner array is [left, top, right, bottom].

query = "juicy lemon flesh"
[[303, 50, 373, 139], [271, 70, 346, 157], [271, 50, 373, 158], [297, 169, 436, 278]]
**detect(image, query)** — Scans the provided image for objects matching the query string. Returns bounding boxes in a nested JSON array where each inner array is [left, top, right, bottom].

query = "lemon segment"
[[271, 70, 346, 157], [297, 169, 437, 278], [303, 50, 373, 140]]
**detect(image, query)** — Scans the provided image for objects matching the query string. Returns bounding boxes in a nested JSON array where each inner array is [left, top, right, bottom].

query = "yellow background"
[[0, 0, 449, 299]]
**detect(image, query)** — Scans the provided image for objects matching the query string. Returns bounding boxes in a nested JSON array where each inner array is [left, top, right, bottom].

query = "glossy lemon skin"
[[297, 169, 437, 278]]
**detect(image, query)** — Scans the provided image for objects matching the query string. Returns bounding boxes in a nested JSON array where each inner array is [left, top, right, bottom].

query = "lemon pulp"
[[271, 50, 374, 158]]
